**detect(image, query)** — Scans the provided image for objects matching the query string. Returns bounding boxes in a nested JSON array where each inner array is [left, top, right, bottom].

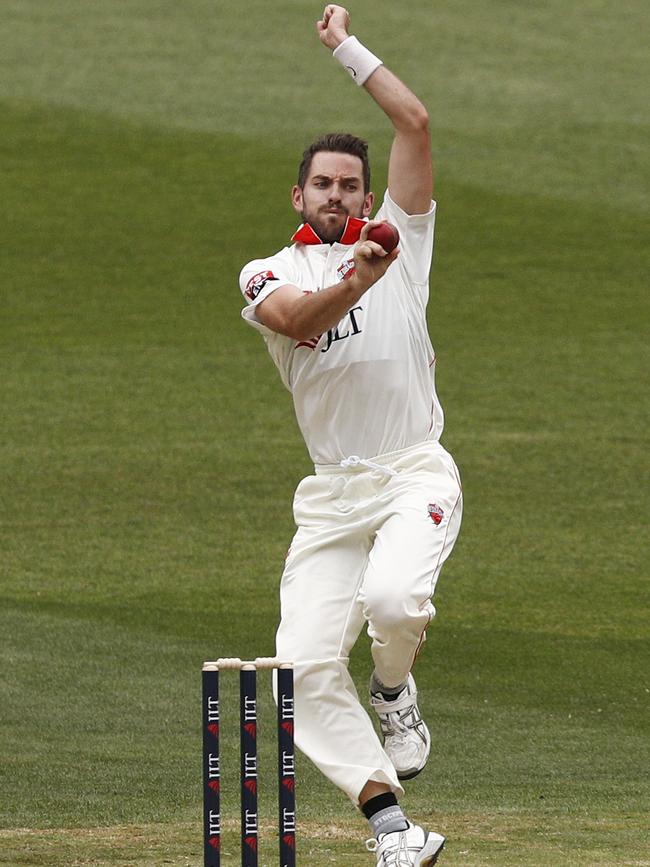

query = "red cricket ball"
[[366, 221, 400, 253]]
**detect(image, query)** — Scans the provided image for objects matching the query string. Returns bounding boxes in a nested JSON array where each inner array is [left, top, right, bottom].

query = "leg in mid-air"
[[362, 446, 463, 781]]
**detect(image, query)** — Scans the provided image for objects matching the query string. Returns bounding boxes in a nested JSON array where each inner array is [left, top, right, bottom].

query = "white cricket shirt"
[[239, 190, 444, 466]]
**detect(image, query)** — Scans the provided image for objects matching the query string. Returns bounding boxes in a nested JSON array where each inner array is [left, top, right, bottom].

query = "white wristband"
[[333, 35, 383, 86]]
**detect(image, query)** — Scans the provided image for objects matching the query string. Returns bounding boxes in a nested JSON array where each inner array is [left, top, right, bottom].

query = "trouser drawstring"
[[340, 455, 398, 477]]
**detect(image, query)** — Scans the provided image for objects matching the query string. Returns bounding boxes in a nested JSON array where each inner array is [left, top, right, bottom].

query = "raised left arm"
[[317, 4, 433, 215], [363, 67, 433, 215]]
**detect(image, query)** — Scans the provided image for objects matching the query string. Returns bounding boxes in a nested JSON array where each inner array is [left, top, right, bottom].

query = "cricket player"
[[239, 6, 462, 864]]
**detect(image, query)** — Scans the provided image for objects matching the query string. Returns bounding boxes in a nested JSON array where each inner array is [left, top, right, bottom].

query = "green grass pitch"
[[1, 1, 649, 864]]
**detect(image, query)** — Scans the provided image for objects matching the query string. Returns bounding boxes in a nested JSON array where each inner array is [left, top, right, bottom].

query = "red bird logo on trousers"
[[428, 503, 444, 525]]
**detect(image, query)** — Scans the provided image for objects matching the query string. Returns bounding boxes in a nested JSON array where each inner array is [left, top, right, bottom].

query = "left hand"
[[316, 4, 351, 51]]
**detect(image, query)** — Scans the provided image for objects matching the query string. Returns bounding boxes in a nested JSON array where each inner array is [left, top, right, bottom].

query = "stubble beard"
[[302, 204, 363, 244]]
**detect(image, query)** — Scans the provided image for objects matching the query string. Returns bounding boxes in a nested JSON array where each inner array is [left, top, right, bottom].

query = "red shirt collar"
[[291, 217, 367, 246]]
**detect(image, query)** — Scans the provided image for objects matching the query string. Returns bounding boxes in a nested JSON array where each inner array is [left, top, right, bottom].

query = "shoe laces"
[[378, 702, 425, 742], [365, 828, 412, 866]]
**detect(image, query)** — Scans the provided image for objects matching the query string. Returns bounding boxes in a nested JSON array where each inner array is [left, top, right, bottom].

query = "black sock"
[[371, 672, 407, 701], [361, 793, 409, 837], [362, 792, 398, 819]]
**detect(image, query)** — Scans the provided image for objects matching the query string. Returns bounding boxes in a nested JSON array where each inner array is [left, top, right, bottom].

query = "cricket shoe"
[[370, 674, 431, 780], [366, 822, 445, 866]]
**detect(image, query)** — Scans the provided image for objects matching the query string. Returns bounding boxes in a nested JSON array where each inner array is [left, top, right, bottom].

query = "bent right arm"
[[256, 279, 365, 342], [256, 223, 399, 340]]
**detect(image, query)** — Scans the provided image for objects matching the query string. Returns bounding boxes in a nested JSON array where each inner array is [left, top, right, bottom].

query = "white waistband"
[[315, 438, 441, 476]]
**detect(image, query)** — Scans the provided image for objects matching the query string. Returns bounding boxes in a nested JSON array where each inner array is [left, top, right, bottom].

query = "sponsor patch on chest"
[[336, 258, 356, 281]]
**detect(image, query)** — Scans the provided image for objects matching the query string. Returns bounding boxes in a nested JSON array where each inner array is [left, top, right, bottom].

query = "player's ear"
[[362, 191, 374, 217], [291, 185, 304, 214]]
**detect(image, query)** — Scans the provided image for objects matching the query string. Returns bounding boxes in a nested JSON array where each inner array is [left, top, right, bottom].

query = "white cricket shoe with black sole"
[[370, 674, 431, 780], [366, 822, 445, 866]]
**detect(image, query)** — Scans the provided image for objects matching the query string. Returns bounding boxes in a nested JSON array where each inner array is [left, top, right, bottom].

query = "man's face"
[[292, 151, 374, 243]]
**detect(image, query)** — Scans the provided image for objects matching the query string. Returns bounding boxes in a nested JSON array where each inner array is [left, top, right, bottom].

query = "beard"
[[302, 206, 352, 244]]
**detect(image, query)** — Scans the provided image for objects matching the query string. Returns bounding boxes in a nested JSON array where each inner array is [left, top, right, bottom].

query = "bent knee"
[[363, 589, 433, 633]]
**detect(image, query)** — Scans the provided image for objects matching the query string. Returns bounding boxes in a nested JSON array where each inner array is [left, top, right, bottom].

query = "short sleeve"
[[239, 255, 295, 335], [375, 190, 436, 285]]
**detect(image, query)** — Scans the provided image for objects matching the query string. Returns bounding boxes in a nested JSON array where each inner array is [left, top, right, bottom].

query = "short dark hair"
[[297, 133, 371, 194]]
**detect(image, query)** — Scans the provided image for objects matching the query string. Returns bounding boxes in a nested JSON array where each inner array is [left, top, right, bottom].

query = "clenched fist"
[[317, 4, 351, 51]]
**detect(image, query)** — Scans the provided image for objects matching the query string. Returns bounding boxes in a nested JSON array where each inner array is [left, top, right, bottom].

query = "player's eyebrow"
[[312, 174, 362, 183]]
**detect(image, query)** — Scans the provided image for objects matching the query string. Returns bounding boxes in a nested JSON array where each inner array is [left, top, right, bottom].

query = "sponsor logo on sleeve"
[[245, 270, 279, 301], [428, 503, 444, 525]]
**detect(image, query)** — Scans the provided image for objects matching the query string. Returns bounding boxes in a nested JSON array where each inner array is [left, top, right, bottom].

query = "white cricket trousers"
[[275, 439, 462, 804]]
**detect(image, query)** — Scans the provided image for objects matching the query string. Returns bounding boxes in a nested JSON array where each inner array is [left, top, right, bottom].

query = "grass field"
[[1, 1, 649, 865]]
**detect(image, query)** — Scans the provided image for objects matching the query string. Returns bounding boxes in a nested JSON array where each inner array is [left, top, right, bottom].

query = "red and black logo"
[[337, 258, 356, 281], [245, 270, 278, 301]]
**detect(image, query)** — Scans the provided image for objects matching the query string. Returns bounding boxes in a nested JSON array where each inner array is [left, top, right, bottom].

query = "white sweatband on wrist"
[[333, 35, 383, 86]]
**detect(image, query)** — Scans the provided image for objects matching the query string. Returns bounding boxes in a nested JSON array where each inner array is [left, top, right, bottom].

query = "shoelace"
[[380, 708, 424, 743], [365, 828, 413, 865], [372, 691, 426, 745], [340, 455, 398, 477]]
